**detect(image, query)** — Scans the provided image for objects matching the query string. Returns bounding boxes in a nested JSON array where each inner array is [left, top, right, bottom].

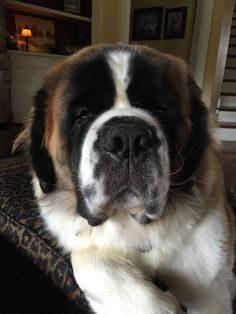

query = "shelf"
[[8, 49, 67, 58], [6, 0, 92, 23]]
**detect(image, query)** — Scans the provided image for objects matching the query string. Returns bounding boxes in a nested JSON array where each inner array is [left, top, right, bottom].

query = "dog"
[[17, 44, 235, 313]]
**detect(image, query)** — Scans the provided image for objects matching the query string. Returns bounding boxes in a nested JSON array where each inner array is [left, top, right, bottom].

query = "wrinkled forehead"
[[62, 46, 174, 115]]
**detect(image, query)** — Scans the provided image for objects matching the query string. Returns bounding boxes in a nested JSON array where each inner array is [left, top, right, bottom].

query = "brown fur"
[[15, 44, 234, 268]]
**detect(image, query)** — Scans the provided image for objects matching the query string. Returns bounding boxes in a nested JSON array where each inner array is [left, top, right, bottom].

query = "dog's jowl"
[[19, 44, 235, 314]]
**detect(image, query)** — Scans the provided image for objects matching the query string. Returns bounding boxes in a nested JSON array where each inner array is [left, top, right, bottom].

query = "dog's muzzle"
[[78, 111, 169, 227]]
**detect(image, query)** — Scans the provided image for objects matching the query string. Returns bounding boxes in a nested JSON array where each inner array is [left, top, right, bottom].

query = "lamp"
[[21, 25, 32, 51]]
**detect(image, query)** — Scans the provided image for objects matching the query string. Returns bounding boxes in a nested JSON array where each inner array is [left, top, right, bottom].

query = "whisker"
[[170, 170, 198, 186], [184, 144, 196, 159], [170, 144, 185, 175], [169, 142, 184, 164], [168, 187, 190, 198]]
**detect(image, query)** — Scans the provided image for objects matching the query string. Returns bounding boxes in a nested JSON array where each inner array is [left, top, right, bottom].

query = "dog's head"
[[24, 45, 209, 226]]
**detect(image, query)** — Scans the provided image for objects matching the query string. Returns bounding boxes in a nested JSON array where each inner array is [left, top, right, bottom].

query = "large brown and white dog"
[[19, 44, 235, 313]]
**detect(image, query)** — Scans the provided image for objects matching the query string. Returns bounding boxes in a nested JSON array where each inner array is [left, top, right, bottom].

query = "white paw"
[[71, 251, 183, 314]]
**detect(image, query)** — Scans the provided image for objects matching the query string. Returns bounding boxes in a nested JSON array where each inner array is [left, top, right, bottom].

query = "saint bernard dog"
[[17, 44, 235, 313]]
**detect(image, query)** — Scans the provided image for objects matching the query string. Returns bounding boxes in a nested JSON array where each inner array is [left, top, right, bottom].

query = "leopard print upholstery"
[[0, 165, 92, 312], [0, 151, 235, 312]]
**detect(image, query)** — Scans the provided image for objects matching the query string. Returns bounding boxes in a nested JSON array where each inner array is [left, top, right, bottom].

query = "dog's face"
[[29, 45, 209, 226]]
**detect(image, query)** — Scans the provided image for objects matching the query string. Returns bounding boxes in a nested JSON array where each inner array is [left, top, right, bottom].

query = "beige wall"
[[130, 0, 196, 62], [91, 0, 234, 111], [92, 0, 131, 45]]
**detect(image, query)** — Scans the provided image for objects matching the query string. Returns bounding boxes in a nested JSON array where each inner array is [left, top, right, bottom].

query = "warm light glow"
[[21, 26, 32, 38]]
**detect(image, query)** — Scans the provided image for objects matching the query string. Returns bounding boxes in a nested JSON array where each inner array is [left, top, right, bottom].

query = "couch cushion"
[[0, 151, 235, 312], [0, 165, 92, 313]]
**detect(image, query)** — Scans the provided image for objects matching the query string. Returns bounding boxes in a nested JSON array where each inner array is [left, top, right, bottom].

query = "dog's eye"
[[76, 108, 89, 121]]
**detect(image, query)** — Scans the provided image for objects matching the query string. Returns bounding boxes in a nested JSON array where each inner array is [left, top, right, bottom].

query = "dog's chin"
[[129, 203, 165, 224], [83, 189, 166, 226], [112, 189, 143, 210], [112, 189, 166, 223]]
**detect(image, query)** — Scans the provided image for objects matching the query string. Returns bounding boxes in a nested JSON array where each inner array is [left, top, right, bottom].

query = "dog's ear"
[[177, 76, 209, 191], [29, 87, 56, 193]]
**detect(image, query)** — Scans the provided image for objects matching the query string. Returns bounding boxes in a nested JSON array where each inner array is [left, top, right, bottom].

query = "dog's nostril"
[[105, 135, 124, 154], [134, 132, 152, 152]]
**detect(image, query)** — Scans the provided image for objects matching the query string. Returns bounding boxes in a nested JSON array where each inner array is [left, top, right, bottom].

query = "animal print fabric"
[[0, 165, 92, 313], [0, 154, 235, 312]]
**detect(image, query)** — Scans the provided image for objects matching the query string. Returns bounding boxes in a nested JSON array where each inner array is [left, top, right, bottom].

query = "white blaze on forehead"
[[107, 50, 131, 109]]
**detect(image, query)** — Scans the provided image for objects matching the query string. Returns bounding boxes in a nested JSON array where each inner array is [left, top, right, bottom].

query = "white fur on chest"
[[34, 177, 226, 289]]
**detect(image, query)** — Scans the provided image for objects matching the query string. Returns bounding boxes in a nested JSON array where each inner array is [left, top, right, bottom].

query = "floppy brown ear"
[[161, 56, 209, 192], [29, 87, 56, 193], [176, 76, 209, 192]]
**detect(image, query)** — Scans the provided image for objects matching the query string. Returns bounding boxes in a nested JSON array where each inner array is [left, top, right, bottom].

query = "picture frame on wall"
[[131, 7, 163, 41], [15, 14, 55, 53], [63, 40, 81, 55], [163, 7, 188, 39], [64, 0, 81, 14], [76, 31, 91, 46]]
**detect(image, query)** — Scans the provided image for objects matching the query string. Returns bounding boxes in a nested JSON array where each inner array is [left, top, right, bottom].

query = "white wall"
[[9, 50, 65, 122], [202, 0, 234, 108], [189, 0, 214, 87]]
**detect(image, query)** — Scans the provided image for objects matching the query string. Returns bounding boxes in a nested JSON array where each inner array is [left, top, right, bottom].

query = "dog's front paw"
[[71, 250, 183, 314], [162, 291, 185, 314]]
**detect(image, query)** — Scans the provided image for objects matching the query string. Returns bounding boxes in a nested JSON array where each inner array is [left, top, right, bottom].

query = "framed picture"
[[76, 31, 91, 46], [63, 40, 81, 55], [131, 7, 163, 40], [15, 15, 55, 53], [64, 0, 81, 14], [164, 7, 188, 39]]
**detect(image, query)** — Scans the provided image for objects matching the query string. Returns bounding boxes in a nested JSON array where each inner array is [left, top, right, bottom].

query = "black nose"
[[98, 119, 157, 159]]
